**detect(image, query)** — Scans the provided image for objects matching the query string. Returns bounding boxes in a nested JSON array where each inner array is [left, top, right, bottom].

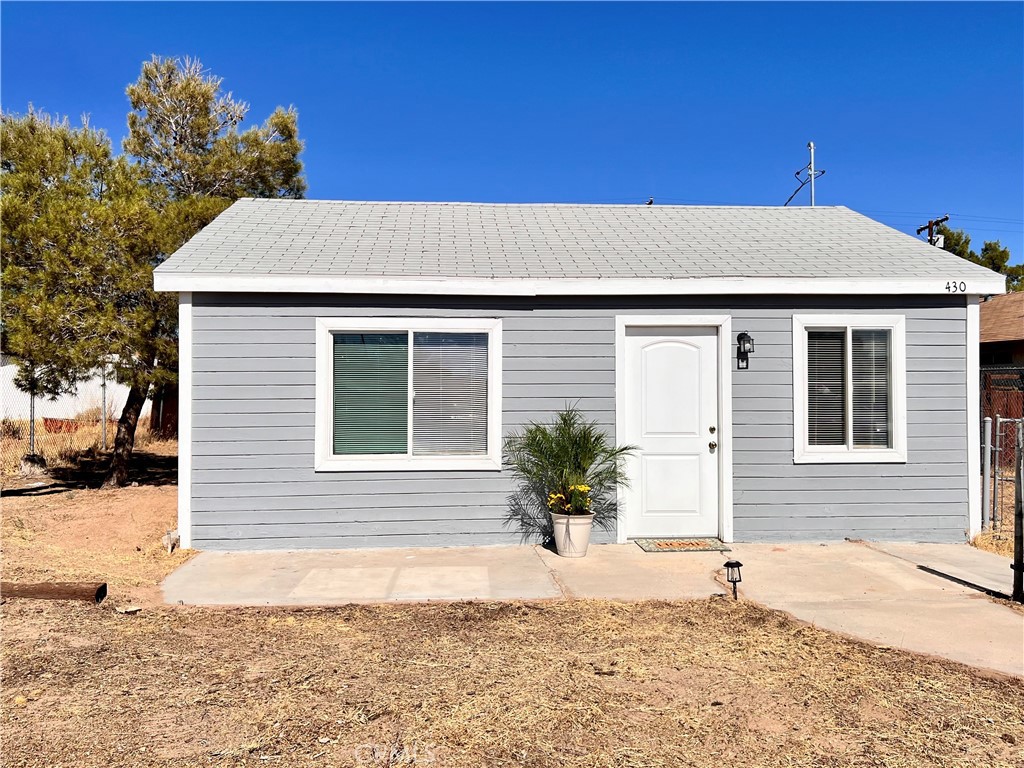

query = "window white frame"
[[792, 314, 907, 464], [315, 317, 502, 472]]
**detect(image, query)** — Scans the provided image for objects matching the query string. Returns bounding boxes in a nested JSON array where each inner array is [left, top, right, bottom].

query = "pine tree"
[[124, 56, 304, 200], [935, 223, 1022, 291], [2, 55, 306, 486], [1, 109, 171, 477]]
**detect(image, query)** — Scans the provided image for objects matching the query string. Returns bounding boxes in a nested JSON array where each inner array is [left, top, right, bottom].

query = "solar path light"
[[724, 560, 743, 600]]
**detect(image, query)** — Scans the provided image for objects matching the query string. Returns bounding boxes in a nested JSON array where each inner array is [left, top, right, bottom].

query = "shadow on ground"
[[1, 450, 177, 497]]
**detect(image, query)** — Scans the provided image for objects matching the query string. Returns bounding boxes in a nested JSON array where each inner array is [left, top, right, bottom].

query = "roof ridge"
[[234, 198, 848, 210]]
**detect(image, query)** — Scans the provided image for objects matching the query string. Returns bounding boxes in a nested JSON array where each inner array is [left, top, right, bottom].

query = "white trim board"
[[614, 314, 734, 544], [791, 314, 908, 464], [177, 292, 193, 549], [154, 272, 1007, 297], [314, 316, 503, 472], [966, 297, 981, 539]]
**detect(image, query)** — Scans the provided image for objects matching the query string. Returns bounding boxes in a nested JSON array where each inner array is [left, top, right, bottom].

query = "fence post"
[[101, 371, 107, 451], [1012, 420, 1022, 604], [29, 393, 35, 455], [982, 416, 992, 531], [995, 415, 1004, 530]]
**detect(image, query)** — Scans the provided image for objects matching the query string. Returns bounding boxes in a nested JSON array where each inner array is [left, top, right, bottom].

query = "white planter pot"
[[550, 511, 595, 558]]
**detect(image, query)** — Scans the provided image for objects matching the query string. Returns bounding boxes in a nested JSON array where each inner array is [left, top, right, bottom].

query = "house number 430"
[[945, 281, 967, 293]]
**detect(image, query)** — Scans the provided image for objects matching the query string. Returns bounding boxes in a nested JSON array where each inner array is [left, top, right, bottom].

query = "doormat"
[[633, 538, 731, 553]]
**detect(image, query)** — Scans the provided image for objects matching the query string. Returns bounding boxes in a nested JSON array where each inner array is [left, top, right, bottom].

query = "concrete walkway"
[[162, 541, 1023, 677], [730, 542, 1023, 678], [865, 541, 1016, 598]]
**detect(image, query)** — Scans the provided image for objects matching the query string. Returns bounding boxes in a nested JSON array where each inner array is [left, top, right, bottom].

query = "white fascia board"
[[153, 272, 1008, 297], [966, 297, 981, 538], [177, 292, 193, 549]]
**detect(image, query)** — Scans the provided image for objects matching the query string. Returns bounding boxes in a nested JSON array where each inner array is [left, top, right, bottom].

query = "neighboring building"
[[0, 355, 150, 422], [979, 292, 1024, 423], [980, 292, 1024, 365], [154, 200, 1005, 550]]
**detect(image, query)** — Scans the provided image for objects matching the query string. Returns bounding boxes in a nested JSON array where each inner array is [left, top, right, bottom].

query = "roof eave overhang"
[[153, 272, 1007, 297]]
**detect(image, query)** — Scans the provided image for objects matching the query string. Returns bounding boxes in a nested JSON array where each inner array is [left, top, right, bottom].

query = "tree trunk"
[[102, 384, 148, 488]]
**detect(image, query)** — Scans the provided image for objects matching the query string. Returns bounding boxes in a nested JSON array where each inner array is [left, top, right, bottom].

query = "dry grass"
[[973, 477, 1019, 558], [974, 529, 1015, 559], [2, 599, 1023, 768], [0, 415, 167, 480], [3, 467, 1023, 767]]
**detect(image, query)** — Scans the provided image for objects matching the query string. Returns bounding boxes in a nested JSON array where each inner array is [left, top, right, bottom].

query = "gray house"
[[154, 200, 1005, 550]]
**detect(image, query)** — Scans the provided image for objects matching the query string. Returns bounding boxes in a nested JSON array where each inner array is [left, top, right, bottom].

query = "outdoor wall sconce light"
[[736, 331, 755, 370], [724, 560, 743, 600]]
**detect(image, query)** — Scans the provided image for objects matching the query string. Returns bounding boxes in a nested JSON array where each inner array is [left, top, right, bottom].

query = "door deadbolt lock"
[[709, 441, 718, 453], [709, 426, 717, 434]]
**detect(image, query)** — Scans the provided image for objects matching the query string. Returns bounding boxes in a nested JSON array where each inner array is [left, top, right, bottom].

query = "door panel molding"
[[614, 315, 733, 543]]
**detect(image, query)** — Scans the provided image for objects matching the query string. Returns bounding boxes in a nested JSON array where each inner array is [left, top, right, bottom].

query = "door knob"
[[709, 441, 718, 453]]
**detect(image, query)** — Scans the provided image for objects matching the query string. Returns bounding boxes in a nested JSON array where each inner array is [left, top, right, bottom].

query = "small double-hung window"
[[315, 318, 502, 471], [792, 315, 907, 463]]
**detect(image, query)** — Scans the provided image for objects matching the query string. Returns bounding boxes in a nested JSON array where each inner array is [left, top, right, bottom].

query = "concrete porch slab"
[[162, 545, 563, 606], [161, 543, 726, 606], [534, 541, 723, 599]]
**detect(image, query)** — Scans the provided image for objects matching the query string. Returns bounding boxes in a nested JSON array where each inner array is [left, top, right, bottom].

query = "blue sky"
[[3, 2, 1022, 262]]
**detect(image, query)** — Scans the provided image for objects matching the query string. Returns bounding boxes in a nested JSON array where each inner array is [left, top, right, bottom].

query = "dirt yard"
[[3, 465, 1024, 767], [2, 482, 190, 606]]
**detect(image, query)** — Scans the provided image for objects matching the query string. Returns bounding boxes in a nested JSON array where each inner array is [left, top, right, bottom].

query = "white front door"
[[622, 326, 720, 538]]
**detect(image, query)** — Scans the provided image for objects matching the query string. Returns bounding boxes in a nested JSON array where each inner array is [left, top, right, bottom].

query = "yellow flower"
[[547, 491, 568, 510]]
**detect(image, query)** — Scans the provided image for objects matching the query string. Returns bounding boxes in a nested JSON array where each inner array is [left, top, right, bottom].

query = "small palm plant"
[[503, 407, 635, 554]]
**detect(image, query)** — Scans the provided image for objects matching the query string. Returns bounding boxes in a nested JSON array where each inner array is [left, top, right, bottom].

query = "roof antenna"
[[808, 142, 816, 206], [784, 141, 826, 206], [646, 197, 654, 205]]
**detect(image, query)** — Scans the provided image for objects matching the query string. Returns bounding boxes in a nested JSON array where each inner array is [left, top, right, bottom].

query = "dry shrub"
[[1, 418, 24, 439], [974, 476, 1019, 558], [973, 528, 1015, 558]]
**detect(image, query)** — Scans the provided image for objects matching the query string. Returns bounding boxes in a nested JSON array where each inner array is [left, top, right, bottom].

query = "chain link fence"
[[980, 365, 1023, 539], [1, 356, 152, 477]]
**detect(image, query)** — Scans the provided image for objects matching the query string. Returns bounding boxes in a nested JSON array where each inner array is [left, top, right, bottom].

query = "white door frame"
[[614, 314, 733, 544]]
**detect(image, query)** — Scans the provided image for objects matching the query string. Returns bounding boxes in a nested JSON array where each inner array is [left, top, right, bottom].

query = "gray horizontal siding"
[[189, 293, 969, 549], [729, 300, 968, 543]]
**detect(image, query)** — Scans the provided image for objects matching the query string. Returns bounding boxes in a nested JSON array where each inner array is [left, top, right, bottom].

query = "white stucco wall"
[[1, 362, 151, 421]]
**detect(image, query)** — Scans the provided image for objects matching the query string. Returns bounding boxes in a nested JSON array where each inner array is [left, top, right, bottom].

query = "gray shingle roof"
[[155, 199, 1002, 288]]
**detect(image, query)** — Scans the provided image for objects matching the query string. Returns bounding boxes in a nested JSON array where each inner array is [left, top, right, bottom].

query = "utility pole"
[[1012, 420, 1022, 603], [916, 214, 949, 246]]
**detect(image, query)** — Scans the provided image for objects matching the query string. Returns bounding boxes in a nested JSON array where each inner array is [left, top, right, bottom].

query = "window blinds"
[[332, 333, 408, 455], [331, 330, 489, 458], [806, 327, 893, 450], [852, 329, 892, 448], [807, 330, 847, 446], [412, 332, 488, 456]]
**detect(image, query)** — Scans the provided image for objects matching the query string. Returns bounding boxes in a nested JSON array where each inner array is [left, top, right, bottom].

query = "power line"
[[858, 209, 1023, 225]]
